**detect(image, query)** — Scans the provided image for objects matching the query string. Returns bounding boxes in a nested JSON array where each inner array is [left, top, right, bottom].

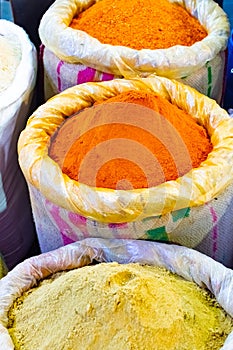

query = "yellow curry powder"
[[8, 263, 233, 350], [70, 0, 207, 50]]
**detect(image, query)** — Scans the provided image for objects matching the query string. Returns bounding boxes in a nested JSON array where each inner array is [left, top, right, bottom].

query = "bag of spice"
[[18, 76, 233, 267], [0, 20, 38, 269], [0, 238, 233, 349], [38, 0, 230, 102]]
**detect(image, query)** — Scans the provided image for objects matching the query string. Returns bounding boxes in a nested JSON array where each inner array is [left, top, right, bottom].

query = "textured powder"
[[8, 263, 233, 350], [49, 90, 213, 189], [0, 32, 21, 93], [70, 0, 207, 50]]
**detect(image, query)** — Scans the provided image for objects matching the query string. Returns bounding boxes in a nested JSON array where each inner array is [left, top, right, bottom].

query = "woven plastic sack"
[[39, 0, 230, 102], [41, 45, 118, 100], [0, 238, 233, 349], [18, 76, 233, 266], [0, 20, 38, 269]]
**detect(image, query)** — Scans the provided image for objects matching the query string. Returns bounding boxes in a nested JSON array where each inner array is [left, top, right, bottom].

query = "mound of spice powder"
[[70, 0, 207, 50], [7, 263, 233, 350], [49, 90, 213, 190]]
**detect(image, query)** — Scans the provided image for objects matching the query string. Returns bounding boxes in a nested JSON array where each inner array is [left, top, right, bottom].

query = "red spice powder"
[[49, 90, 213, 190], [70, 0, 207, 50]]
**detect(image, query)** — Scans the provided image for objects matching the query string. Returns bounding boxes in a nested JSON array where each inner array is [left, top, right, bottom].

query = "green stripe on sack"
[[171, 207, 191, 222], [206, 62, 212, 97], [146, 226, 168, 241]]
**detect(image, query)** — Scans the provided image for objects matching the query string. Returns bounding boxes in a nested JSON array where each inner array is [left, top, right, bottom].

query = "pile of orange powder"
[[49, 90, 213, 190], [70, 0, 207, 50]]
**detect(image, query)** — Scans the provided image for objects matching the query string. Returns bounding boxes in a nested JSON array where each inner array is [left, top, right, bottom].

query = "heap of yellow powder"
[[70, 0, 207, 50], [8, 262, 233, 350]]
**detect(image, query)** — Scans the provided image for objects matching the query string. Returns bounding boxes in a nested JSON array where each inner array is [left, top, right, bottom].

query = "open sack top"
[[0, 20, 37, 109], [38, 0, 230, 78], [18, 76, 233, 223], [0, 238, 233, 349]]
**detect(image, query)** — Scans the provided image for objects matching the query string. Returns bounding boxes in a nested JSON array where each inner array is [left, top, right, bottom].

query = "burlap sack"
[[0, 20, 37, 269], [0, 238, 233, 349], [18, 76, 233, 266], [39, 0, 230, 101]]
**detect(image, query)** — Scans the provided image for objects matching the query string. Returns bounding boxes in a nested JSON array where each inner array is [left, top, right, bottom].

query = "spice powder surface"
[[49, 90, 212, 190], [70, 0, 207, 50], [7, 263, 233, 350]]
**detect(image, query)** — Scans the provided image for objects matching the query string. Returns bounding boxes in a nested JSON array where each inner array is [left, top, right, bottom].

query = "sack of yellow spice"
[[18, 76, 233, 266], [1, 238, 233, 349], [38, 0, 230, 102]]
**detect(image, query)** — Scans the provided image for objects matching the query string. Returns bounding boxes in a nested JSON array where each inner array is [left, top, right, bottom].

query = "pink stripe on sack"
[[61, 233, 76, 245], [68, 212, 90, 238], [77, 67, 96, 84], [57, 60, 64, 92], [108, 223, 128, 229], [101, 72, 114, 81], [108, 222, 130, 239], [46, 200, 76, 245], [68, 212, 87, 225], [209, 206, 218, 259]]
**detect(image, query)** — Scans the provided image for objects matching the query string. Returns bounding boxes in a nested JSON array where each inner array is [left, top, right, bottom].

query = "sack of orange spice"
[[38, 0, 230, 102], [18, 76, 233, 267]]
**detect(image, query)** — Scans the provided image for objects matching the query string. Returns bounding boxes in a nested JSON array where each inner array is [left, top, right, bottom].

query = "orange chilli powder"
[[49, 90, 213, 190], [70, 0, 207, 50]]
